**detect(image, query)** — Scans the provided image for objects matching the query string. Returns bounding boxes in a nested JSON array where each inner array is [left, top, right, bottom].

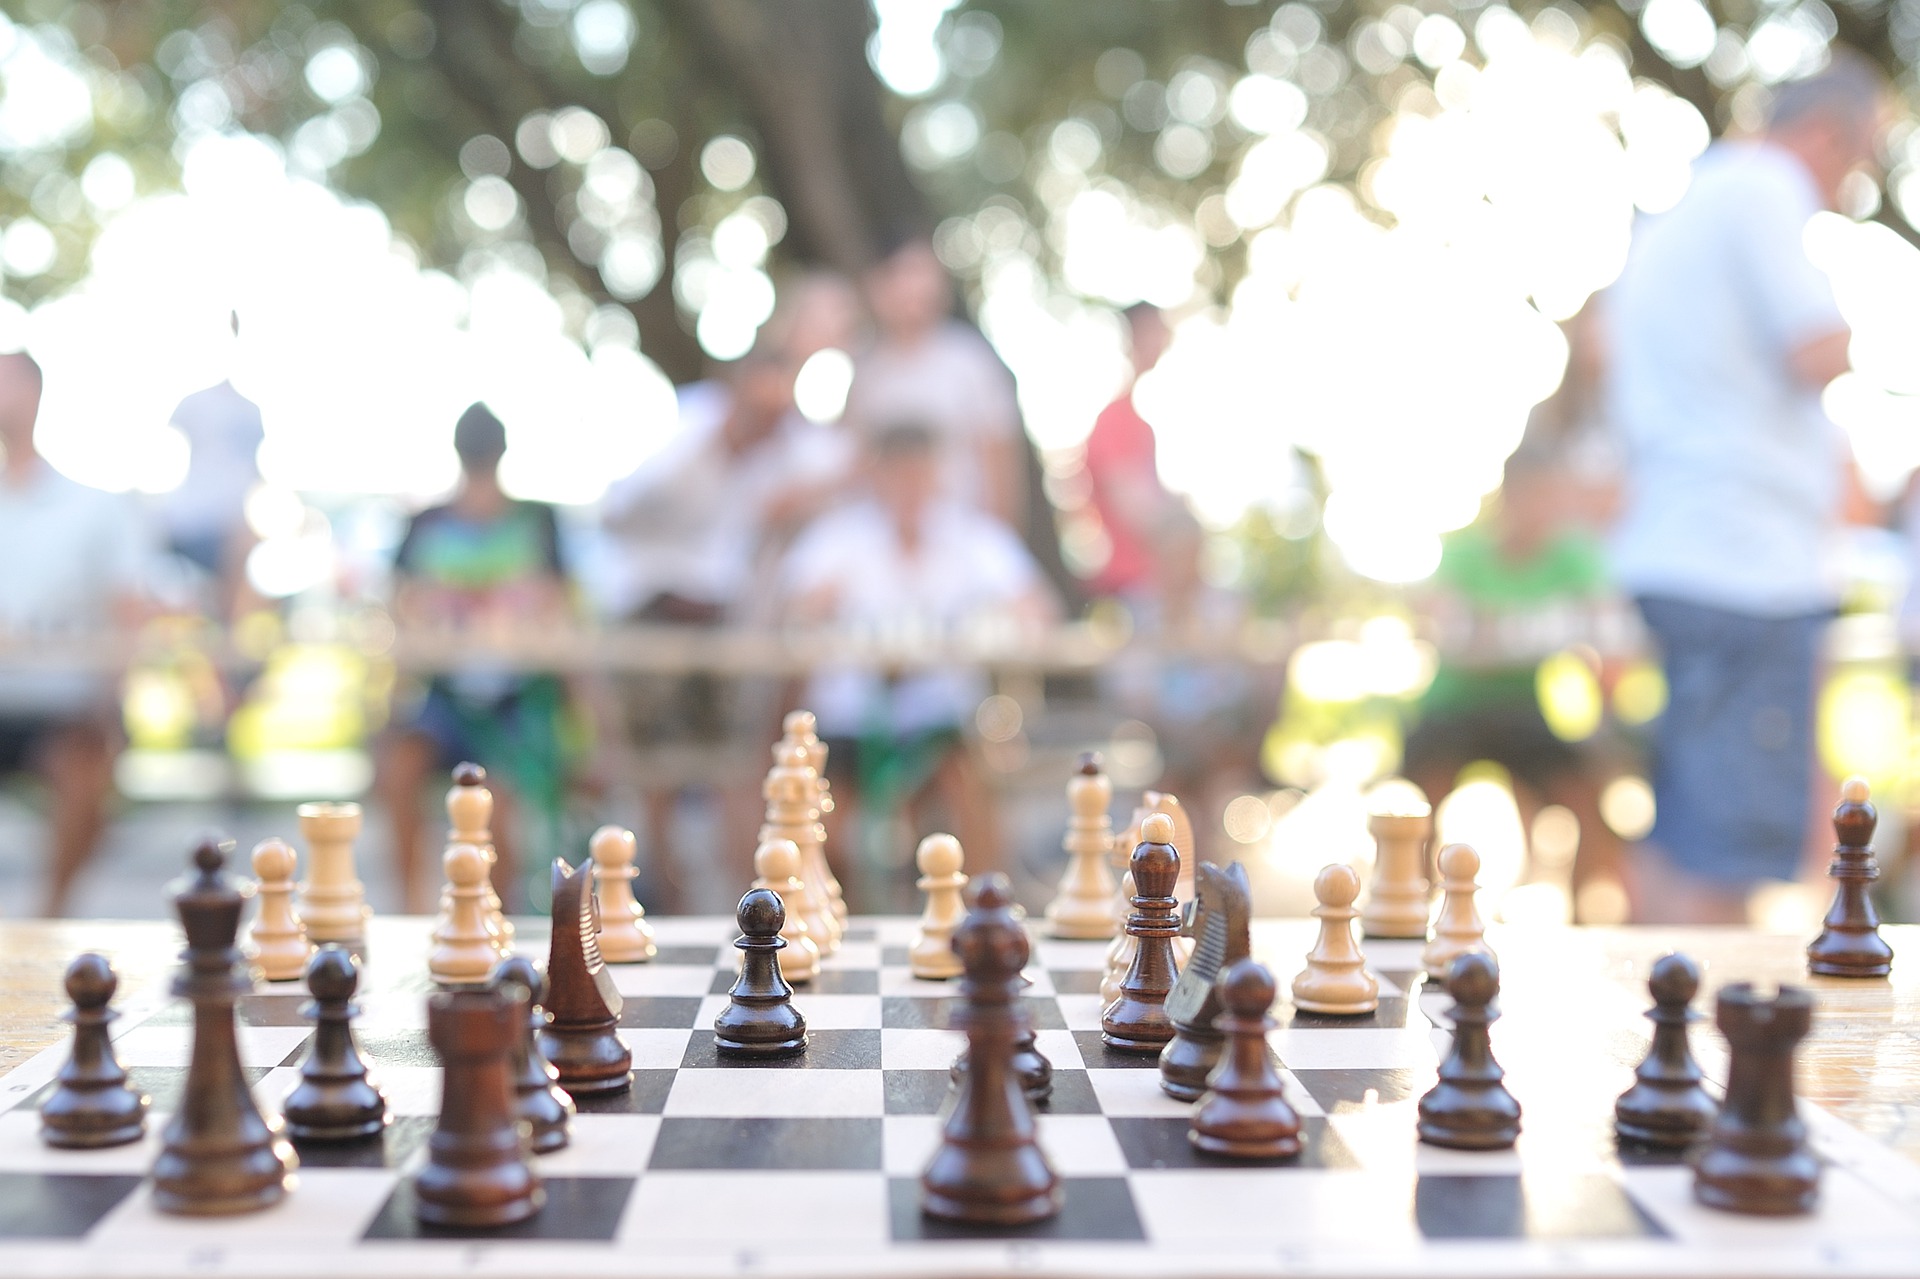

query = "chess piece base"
[[1100, 1027, 1173, 1054], [1292, 994, 1380, 1016], [1156, 1031, 1221, 1102], [1188, 1128, 1301, 1160], [1806, 933, 1893, 978], [537, 1031, 632, 1097], [909, 951, 963, 981], [40, 1090, 147, 1149], [415, 1169, 545, 1228], [150, 1138, 296, 1216], [1693, 1158, 1819, 1216], [1615, 1116, 1707, 1151], [286, 1113, 388, 1143], [1416, 1114, 1520, 1150], [714, 1031, 808, 1057], [920, 1172, 1062, 1226]]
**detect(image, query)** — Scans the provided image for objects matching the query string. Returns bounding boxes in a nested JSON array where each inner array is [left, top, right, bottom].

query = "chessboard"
[[2, 915, 1919, 1279]]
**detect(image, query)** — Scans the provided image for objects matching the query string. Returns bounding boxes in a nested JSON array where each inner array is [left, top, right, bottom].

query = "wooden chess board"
[[1, 916, 1918, 1278]]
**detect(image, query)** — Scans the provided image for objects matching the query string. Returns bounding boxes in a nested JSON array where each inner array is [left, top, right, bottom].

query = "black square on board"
[[0, 1173, 142, 1238], [1413, 1173, 1666, 1240], [1290, 1067, 1427, 1112], [680, 1029, 881, 1070], [650, 945, 727, 966], [889, 1176, 1145, 1242], [363, 1176, 635, 1241], [707, 968, 879, 995], [1071, 1031, 1164, 1069], [1107, 1116, 1359, 1171], [882, 996, 1066, 1031], [649, 1117, 882, 1170], [292, 1115, 434, 1168], [27, 1067, 271, 1115], [617, 997, 704, 1029], [882, 1069, 1101, 1115], [1279, 996, 1411, 1030], [573, 1068, 676, 1115]]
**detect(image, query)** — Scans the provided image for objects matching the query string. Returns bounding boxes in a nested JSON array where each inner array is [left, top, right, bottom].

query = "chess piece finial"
[[922, 872, 1061, 1224], [246, 837, 313, 983], [1101, 812, 1183, 1053], [429, 843, 500, 987], [1422, 842, 1491, 974], [753, 837, 821, 984], [40, 954, 148, 1148], [416, 987, 544, 1227], [153, 836, 297, 1214], [1189, 958, 1300, 1158], [1417, 951, 1521, 1149], [539, 857, 632, 1095], [1362, 778, 1432, 938], [489, 955, 574, 1154], [1292, 862, 1380, 1016], [283, 946, 389, 1142], [1615, 952, 1716, 1150], [1807, 776, 1893, 978], [1694, 983, 1818, 1214], [715, 887, 808, 1056], [1045, 751, 1118, 939], [1159, 860, 1252, 1100], [910, 833, 969, 980], [590, 824, 657, 964], [296, 801, 368, 946]]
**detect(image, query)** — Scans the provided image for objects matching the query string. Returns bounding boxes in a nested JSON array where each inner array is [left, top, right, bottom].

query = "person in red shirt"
[[1084, 304, 1179, 600]]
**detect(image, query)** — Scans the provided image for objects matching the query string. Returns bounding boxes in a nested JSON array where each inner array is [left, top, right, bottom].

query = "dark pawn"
[[490, 955, 574, 1153], [922, 873, 1061, 1225], [1695, 983, 1819, 1215], [151, 837, 297, 1215], [1101, 811, 1182, 1054], [951, 974, 1052, 1104], [283, 946, 388, 1142], [416, 987, 545, 1228], [1160, 861, 1252, 1101], [1614, 953, 1716, 1151], [40, 953, 148, 1149], [715, 888, 808, 1057], [538, 858, 632, 1096], [1189, 958, 1300, 1159], [1807, 778, 1894, 978], [1417, 951, 1521, 1150]]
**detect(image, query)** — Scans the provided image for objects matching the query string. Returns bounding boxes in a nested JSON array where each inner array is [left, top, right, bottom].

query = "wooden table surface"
[[5, 918, 1918, 1165]]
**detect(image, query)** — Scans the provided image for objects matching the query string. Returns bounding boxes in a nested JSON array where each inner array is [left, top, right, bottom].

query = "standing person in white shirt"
[[1605, 52, 1888, 923], [782, 422, 1056, 903], [845, 238, 1025, 525], [0, 352, 152, 915]]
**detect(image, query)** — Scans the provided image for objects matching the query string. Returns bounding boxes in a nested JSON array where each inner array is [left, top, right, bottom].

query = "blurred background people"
[[781, 420, 1056, 905], [377, 402, 573, 912], [0, 352, 153, 915], [1083, 303, 1183, 604], [1605, 53, 1888, 923], [158, 311, 264, 620]]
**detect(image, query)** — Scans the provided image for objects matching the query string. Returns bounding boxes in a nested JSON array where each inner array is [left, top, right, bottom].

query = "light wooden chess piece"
[[760, 741, 838, 955], [1100, 870, 1137, 1006], [1292, 863, 1379, 1015], [589, 825, 655, 963], [1362, 779, 1432, 939], [297, 801, 369, 946], [246, 838, 313, 982], [783, 711, 849, 932], [1045, 753, 1116, 939], [447, 764, 511, 952], [910, 834, 968, 981], [752, 838, 820, 984], [431, 843, 499, 986], [1423, 842, 1494, 975]]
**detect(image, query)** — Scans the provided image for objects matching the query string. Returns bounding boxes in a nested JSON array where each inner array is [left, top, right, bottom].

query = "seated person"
[[0, 351, 152, 916], [378, 403, 573, 912], [781, 421, 1056, 904]]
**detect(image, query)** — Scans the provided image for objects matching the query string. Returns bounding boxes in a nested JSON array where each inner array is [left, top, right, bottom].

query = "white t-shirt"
[[161, 381, 264, 544], [845, 322, 1019, 510], [0, 462, 150, 713], [599, 381, 852, 616], [783, 497, 1041, 739], [1606, 142, 1849, 616]]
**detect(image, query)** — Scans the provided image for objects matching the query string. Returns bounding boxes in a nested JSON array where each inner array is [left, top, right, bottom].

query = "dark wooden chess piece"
[[922, 873, 1061, 1225], [538, 857, 632, 1096], [416, 987, 545, 1228], [1417, 951, 1521, 1150], [1160, 860, 1252, 1100], [715, 888, 808, 1057], [1694, 982, 1819, 1215], [1189, 958, 1300, 1158], [283, 945, 389, 1142], [151, 837, 298, 1215], [1807, 777, 1894, 978], [39, 953, 148, 1149], [1614, 952, 1716, 1151], [491, 955, 574, 1153], [951, 973, 1052, 1104], [1101, 811, 1182, 1054]]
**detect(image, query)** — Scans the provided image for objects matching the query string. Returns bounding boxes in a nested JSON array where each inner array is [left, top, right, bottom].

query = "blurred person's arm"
[[1789, 328, 1853, 388], [1737, 169, 1851, 391], [973, 339, 1027, 526]]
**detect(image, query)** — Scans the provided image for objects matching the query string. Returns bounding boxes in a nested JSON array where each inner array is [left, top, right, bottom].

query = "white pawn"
[[761, 742, 838, 954], [589, 825, 656, 963], [429, 843, 499, 986], [1423, 842, 1493, 975], [1292, 863, 1379, 1015], [447, 764, 511, 951], [247, 837, 312, 982], [752, 838, 821, 984], [1045, 754, 1116, 939], [783, 711, 849, 931], [909, 834, 968, 981]]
